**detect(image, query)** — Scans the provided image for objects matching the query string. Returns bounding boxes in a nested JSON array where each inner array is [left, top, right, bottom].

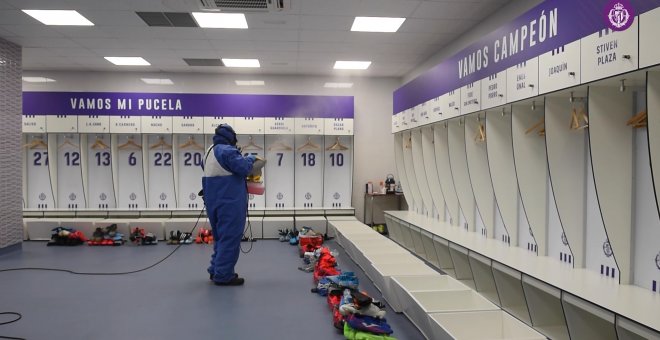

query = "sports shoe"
[[214, 274, 245, 286]]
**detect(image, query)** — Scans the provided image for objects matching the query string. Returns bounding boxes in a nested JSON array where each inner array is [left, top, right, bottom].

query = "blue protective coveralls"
[[202, 126, 254, 283]]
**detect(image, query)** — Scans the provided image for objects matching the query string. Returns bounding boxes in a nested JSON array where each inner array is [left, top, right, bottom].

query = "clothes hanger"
[[118, 136, 143, 150], [525, 119, 545, 135], [241, 135, 264, 151], [268, 138, 293, 151], [474, 122, 486, 142], [23, 136, 48, 149], [58, 135, 79, 149], [90, 136, 110, 150], [149, 135, 172, 149], [179, 135, 205, 150], [297, 136, 321, 151], [570, 107, 589, 130], [325, 136, 349, 151], [626, 110, 647, 128]]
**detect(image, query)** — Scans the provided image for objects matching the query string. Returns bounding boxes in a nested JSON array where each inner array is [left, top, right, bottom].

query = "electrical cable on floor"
[[0, 312, 23, 340]]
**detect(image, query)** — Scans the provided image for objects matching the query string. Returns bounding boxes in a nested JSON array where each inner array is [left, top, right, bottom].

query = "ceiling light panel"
[[141, 78, 173, 85], [222, 58, 260, 68], [351, 16, 405, 33], [104, 57, 151, 66], [22, 77, 56, 83], [22, 10, 94, 26], [235, 80, 265, 86], [333, 61, 371, 70], [192, 12, 248, 29], [324, 82, 353, 88]]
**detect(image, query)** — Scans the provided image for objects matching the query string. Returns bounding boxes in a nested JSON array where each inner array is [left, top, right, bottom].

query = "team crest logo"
[[277, 192, 283, 200], [129, 193, 137, 201], [333, 192, 340, 200], [603, 240, 614, 257], [100, 193, 107, 201], [604, 1, 634, 31], [39, 193, 47, 201], [305, 192, 312, 200], [69, 193, 77, 201], [189, 193, 196, 200], [561, 232, 568, 246], [160, 193, 167, 201]]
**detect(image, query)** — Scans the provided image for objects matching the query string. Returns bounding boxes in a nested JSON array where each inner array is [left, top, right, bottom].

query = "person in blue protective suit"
[[202, 124, 255, 286]]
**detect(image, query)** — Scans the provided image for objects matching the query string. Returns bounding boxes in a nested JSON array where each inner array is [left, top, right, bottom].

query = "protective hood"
[[213, 124, 237, 146]]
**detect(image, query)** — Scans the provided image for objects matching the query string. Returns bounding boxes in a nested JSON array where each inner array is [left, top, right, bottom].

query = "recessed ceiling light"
[[351, 16, 405, 33], [334, 61, 371, 70], [192, 12, 248, 29], [22, 77, 56, 83], [22, 10, 94, 26], [104, 57, 151, 66], [324, 82, 353, 88], [235, 80, 265, 86], [222, 58, 260, 68], [141, 78, 173, 85]]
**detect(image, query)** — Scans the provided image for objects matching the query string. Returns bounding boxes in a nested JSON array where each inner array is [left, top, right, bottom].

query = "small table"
[[363, 192, 404, 226]]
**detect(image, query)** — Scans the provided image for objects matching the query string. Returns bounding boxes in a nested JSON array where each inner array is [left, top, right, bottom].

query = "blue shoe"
[[289, 236, 298, 245]]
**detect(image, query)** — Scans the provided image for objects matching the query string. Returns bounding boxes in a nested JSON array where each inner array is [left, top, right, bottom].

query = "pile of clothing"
[[167, 230, 193, 245], [129, 227, 158, 245], [298, 227, 324, 256], [194, 228, 213, 244], [47, 227, 87, 246], [302, 246, 397, 340], [88, 224, 125, 246]]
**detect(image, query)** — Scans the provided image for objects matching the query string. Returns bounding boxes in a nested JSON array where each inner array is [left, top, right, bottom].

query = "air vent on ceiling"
[[199, 0, 287, 12], [183, 58, 225, 66], [137, 12, 197, 27]]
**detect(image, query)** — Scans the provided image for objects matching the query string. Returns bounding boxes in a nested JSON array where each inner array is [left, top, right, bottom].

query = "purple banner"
[[394, 0, 660, 113], [23, 91, 354, 119]]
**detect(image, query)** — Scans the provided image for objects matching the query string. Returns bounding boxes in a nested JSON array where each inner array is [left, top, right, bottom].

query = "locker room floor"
[[0, 239, 423, 340]]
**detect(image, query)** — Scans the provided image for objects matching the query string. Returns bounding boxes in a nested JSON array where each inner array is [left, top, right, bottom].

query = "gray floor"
[[0, 240, 423, 340]]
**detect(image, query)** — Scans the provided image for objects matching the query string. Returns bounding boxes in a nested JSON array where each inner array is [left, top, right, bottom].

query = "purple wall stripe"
[[23, 91, 355, 118], [393, 0, 660, 113]]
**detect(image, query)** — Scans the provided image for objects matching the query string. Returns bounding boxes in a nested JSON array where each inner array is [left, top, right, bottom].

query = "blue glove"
[[246, 154, 257, 163]]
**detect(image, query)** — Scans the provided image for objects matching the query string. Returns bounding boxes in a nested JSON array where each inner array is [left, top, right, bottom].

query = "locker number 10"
[[329, 153, 344, 167]]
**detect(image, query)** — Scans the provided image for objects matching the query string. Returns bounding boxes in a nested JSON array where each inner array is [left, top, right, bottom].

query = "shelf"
[[448, 243, 473, 282], [353, 245, 412, 272], [405, 290, 499, 339], [367, 261, 439, 309], [468, 251, 500, 306], [431, 236, 455, 273], [420, 229, 440, 268], [385, 210, 660, 333], [616, 316, 660, 340], [562, 293, 617, 340], [390, 274, 469, 313], [408, 223, 427, 258], [522, 275, 569, 340], [491, 262, 531, 325], [428, 310, 545, 340]]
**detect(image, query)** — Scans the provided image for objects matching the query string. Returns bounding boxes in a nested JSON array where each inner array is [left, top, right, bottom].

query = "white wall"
[[22, 71, 399, 222], [403, 0, 543, 84]]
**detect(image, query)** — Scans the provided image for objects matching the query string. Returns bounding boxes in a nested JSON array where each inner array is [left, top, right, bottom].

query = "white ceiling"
[[0, 0, 510, 77]]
